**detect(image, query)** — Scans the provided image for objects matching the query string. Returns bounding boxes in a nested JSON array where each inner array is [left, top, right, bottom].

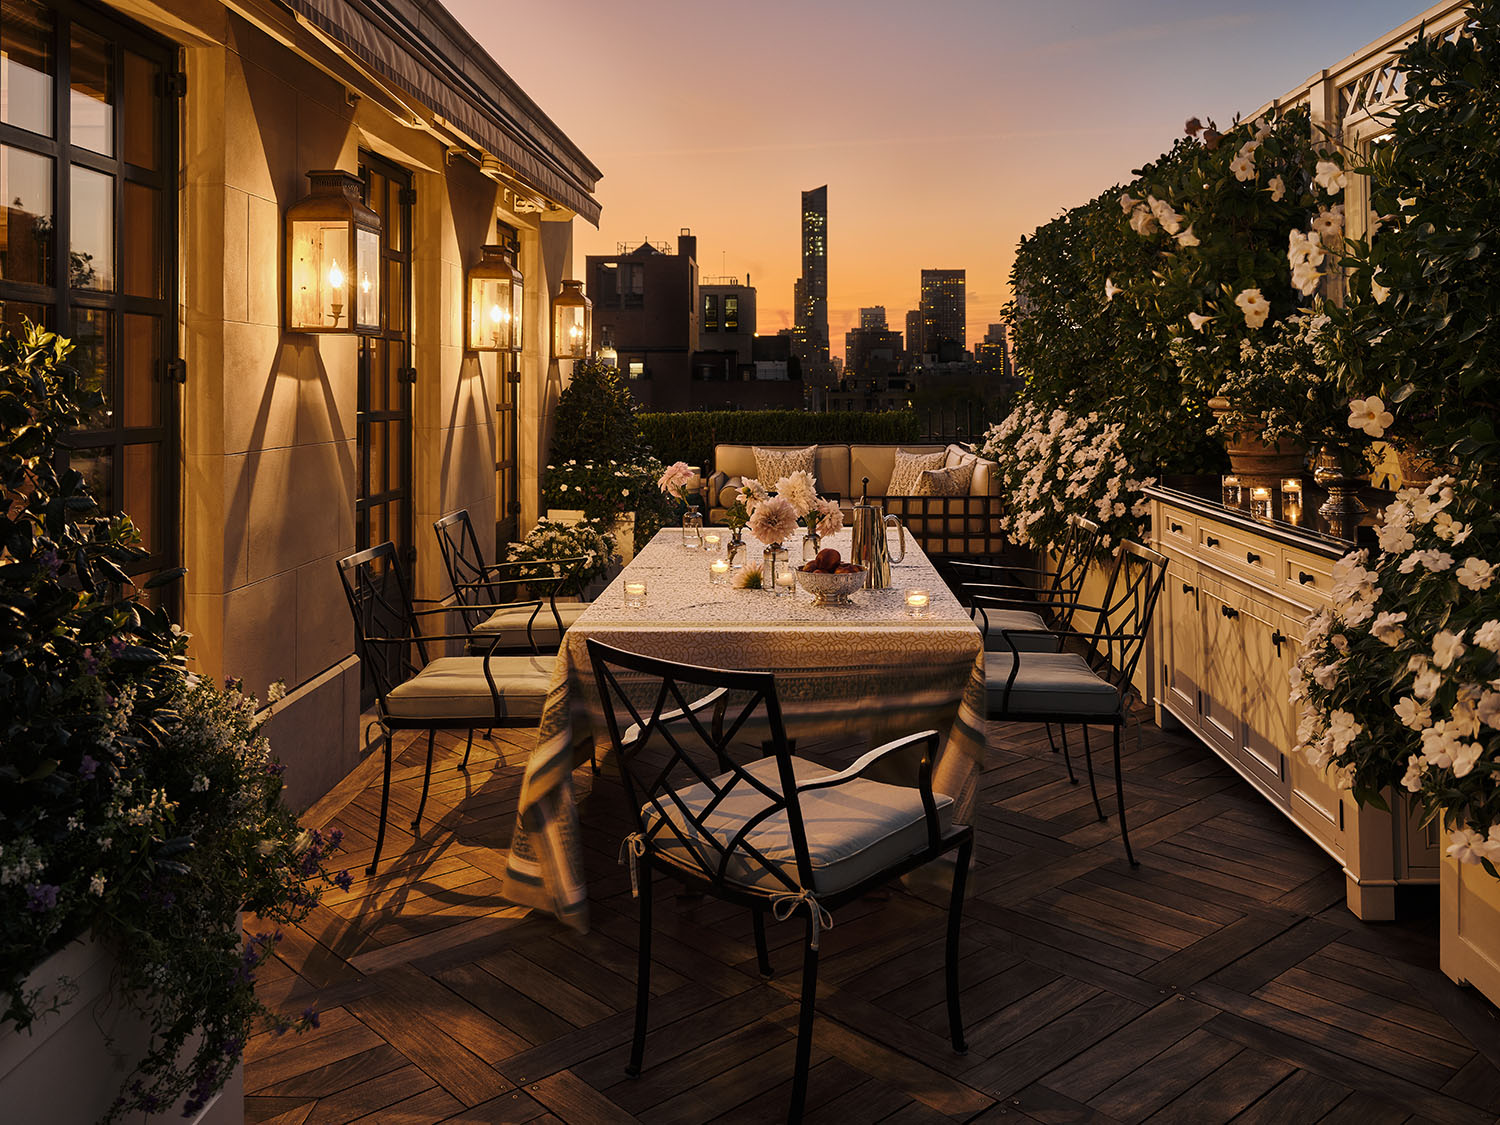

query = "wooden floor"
[[245, 712, 1500, 1124]]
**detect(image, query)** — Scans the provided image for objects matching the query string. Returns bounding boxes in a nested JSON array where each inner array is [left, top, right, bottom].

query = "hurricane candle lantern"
[[551, 279, 591, 359], [467, 244, 524, 352], [286, 170, 382, 334]]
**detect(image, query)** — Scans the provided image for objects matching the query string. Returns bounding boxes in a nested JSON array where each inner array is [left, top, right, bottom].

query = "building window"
[[702, 293, 718, 331], [0, 0, 179, 601], [724, 295, 738, 331], [622, 263, 644, 308], [627, 360, 645, 380], [594, 262, 618, 306]]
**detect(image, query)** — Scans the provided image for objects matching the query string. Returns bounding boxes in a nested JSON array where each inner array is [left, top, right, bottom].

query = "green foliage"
[[547, 358, 645, 468], [637, 409, 921, 471], [1333, 3, 1500, 481], [0, 322, 340, 1120]]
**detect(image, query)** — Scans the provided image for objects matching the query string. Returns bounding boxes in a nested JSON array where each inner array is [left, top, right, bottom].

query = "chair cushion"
[[886, 448, 951, 495], [472, 601, 587, 647], [385, 654, 554, 721], [643, 756, 952, 896], [984, 651, 1120, 717], [971, 608, 1063, 653]]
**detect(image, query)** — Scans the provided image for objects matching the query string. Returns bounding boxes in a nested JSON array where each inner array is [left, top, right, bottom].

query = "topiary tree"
[[547, 357, 645, 466]]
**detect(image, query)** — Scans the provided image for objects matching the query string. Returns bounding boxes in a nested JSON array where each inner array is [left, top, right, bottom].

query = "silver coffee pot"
[[850, 477, 906, 589]]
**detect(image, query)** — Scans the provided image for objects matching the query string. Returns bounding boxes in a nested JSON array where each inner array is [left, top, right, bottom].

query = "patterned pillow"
[[912, 467, 968, 496], [754, 445, 817, 486], [886, 448, 950, 495]]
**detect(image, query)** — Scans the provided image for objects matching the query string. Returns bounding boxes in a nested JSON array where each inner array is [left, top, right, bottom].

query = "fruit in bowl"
[[800, 548, 862, 576], [795, 550, 866, 605]]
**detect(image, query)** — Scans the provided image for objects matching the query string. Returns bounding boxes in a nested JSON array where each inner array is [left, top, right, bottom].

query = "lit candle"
[[1250, 486, 1272, 522], [1281, 478, 1304, 525], [709, 558, 730, 585], [703, 533, 721, 551], [775, 568, 795, 587], [905, 588, 931, 618], [623, 580, 647, 608]]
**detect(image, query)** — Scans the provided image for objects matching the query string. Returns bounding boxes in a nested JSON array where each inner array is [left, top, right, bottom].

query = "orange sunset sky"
[[449, 0, 1429, 361]]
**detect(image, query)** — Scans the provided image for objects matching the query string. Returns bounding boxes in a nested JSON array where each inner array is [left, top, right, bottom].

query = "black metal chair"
[[974, 539, 1168, 866], [337, 542, 555, 874], [433, 509, 589, 654], [588, 639, 973, 1123]]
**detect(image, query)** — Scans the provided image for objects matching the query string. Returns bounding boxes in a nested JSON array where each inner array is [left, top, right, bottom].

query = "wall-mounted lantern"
[[552, 280, 591, 360], [467, 244, 524, 352], [286, 170, 381, 334]]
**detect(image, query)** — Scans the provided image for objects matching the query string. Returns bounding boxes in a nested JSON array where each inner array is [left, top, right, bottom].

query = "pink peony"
[[748, 495, 799, 546], [657, 461, 695, 497], [813, 497, 844, 536]]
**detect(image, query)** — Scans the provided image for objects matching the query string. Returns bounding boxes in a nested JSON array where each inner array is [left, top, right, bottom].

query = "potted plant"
[[0, 323, 346, 1122], [504, 517, 617, 599]]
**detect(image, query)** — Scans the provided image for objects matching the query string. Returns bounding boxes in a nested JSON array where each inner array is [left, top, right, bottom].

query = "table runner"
[[500, 529, 987, 931]]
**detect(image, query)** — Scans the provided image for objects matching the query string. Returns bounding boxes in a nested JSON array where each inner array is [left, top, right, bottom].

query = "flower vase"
[[681, 505, 704, 549], [763, 543, 792, 596], [801, 530, 821, 564], [726, 528, 746, 569]]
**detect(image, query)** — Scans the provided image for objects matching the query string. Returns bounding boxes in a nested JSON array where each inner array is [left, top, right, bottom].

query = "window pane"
[[70, 165, 114, 290], [386, 178, 403, 251], [385, 259, 404, 332], [69, 25, 113, 156], [387, 347, 404, 413], [0, 299, 45, 334], [0, 146, 54, 286], [122, 180, 158, 297], [371, 419, 387, 494], [0, 0, 53, 137], [122, 442, 158, 553], [122, 51, 159, 170], [69, 306, 112, 428], [70, 446, 113, 512], [122, 313, 160, 426]]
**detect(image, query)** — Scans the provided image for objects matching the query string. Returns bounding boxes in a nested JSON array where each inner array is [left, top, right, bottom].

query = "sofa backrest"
[[713, 444, 852, 501], [847, 444, 949, 498]]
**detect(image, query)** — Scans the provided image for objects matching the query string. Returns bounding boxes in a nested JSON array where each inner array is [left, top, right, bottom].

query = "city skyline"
[[448, 0, 1430, 360]]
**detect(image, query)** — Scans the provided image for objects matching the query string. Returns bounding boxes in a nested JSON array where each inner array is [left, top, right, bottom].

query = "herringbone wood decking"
[[244, 711, 1500, 1124]]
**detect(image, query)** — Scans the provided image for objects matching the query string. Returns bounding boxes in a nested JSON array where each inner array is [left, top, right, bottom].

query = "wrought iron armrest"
[[951, 560, 1079, 587], [964, 585, 1078, 606], [621, 687, 731, 750], [797, 730, 944, 850]]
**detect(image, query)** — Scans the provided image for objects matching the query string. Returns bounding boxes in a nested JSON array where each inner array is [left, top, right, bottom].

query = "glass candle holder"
[[1249, 486, 1272, 522], [763, 544, 792, 596], [1221, 474, 1243, 509], [1280, 477, 1303, 525], [702, 532, 722, 555], [905, 588, 931, 618], [709, 557, 731, 586], [623, 579, 648, 609]]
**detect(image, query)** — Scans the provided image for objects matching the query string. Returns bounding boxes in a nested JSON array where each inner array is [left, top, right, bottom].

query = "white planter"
[[1440, 830, 1500, 1009], [611, 511, 637, 565], [1, 935, 243, 1124]]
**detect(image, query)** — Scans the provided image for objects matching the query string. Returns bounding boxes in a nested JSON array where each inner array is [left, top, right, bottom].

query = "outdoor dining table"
[[499, 526, 988, 932]]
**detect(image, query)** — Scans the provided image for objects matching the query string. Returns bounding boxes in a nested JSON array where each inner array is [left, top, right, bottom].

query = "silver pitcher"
[[850, 478, 906, 589]]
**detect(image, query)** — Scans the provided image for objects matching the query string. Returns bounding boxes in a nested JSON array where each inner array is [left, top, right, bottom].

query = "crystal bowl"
[[794, 565, 866, 606]]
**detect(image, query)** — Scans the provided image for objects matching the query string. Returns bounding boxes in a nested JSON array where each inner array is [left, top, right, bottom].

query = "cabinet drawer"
[[1282, 548, 1335, 606], [1159, 508, 1195, 553], [1197, 519, 1280, 587]]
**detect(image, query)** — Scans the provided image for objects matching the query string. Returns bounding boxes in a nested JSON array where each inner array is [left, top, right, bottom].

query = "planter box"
[[0, 935, 243, 1124], [1440, 830, 1500, 1009]]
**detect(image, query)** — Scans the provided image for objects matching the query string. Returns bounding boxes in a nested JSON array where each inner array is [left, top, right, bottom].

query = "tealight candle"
[[623, 580, 648, 608], [709, 557, 730, 585], [905, 588, 931, 618], [703, 532, 721, 552], [775, 568, 795, 588], [1250, 486, 1272, 522]]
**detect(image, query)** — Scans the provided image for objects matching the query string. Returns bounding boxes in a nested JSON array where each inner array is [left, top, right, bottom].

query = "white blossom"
[[1188, 311, 1213, 332], [1175, 225, 1200, 248], [1394, 696, 1432, 730], [1433, 629, 1467, 669], [1234, 288, 1270, 329], [1456, 558, 1494, 591], [1347, 396, 1393, 437], [1314, 159, 1347, 194], [1474, 620, 1500, 652], [1267, 176, 1286, 202]]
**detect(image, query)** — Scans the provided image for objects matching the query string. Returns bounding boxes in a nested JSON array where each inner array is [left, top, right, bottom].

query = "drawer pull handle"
[[1182, 583, 1194, 594], [1206, 536, 1220, 549], [1271, 629, 1286, 655], [1170, 522, 1183, 534], [1246, 551, 1261, 565], [1221, 605, 1240, 620], [1298, 570, 1314, 585]]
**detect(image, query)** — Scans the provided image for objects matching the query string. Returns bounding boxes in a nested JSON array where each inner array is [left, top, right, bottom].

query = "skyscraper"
[[795, 186, 829, 367], [860, 306, 887, 330], [919, 269, 966, 359]]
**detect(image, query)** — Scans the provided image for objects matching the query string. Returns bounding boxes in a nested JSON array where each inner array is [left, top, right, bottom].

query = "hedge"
[[638, 410, 922, 471]]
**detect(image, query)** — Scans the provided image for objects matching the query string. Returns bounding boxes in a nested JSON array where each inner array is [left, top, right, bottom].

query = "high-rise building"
[[919, 269, 966, 359], [860, 306, 886, 331], [795, 186, 829, 368], [905, 309, 923, 367], [588, 230, 698, 410], [975, 321, 1012, 380]]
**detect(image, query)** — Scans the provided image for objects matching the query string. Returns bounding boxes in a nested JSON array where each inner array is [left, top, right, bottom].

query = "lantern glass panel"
[[554, 303, 589, 359], [355, 226, 380, 331], [470, 276, 513, 350], [509, 281, 523, 353], [290, 218, 355, 331]]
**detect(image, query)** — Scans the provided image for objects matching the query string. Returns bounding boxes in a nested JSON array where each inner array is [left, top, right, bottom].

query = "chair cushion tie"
[[619, 832, 647, 898], [771, 888, 834, 950]]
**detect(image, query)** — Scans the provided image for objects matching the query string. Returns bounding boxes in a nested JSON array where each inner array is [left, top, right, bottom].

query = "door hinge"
[[163, 358, 187, 384], [163, 71, 187, 98], [404, 545, 417, 564], [399, 186, 417, 206], [397, 366, 417, 385]]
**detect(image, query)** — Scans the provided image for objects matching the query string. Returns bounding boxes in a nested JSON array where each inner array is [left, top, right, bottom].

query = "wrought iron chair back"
[[433, 508, 503, 625], [337, 541, 426, 708], [588, 640, 818, 896], [1079, 539, 1169, 693]]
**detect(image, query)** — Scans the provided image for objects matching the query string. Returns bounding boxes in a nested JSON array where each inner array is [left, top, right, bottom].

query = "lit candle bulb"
[[709, 558, 730, 585], [775, 568, 795, 587]]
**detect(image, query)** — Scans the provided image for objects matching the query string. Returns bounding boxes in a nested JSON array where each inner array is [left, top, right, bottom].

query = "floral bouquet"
[[504, 517, 616, 594], [739, 471, 843, 541], [1291, 475, 1500, 876], [657, 460, 698, 507]]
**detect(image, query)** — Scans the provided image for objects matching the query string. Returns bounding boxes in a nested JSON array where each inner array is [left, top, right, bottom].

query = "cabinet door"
[[1239, 595, 1293, 803], [1199, 581, 1243, 755], [1283, 613, 1345, 858], [1161, 559, 1202, 722]]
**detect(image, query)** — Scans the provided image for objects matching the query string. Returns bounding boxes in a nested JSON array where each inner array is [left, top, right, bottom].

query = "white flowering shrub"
[[505, 516, 617, 594], [1292, 476, 1500, 876], [978, 402, 1153, 553]]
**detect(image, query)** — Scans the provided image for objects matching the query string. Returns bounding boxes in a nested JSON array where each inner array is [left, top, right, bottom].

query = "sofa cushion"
[[642, 755, 952, 895], [913, 463, 973, 496], [754, 445, 816, 486], [886, 448, 951, 495], [385, 654, 555, 721]]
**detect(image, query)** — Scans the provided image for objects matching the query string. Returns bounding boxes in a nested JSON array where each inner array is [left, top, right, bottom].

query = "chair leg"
[[1044, 721, 1061, 755], [1113, 724, 1138, 867], [367, 732, 394, 876], [458, 728, 474, 772], [946, 838, 973, 1054], [412, 729, 437, 833], [625, 854, 654, 1078], [1057, 723, 1078, 785], [1080, 724, 1105, 822], [752, 907, 773, 979], [789, 916, 821, 1124]]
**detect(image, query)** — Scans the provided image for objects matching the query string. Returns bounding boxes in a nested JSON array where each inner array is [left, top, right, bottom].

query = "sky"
[[448, 0, 1433, 359]]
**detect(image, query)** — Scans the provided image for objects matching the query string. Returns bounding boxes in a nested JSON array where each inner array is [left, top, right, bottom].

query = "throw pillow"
[[754, 445, 817, 487], [912, 467, 968, 496], [886, 448, 950, 495]]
